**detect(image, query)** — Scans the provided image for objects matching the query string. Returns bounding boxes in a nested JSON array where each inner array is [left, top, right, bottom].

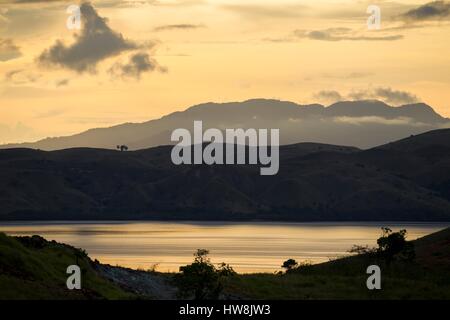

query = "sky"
[[1, 0, 450, 143]]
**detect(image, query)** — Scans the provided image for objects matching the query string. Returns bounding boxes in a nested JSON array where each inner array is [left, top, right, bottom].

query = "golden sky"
[[1, 0, 450, 143]]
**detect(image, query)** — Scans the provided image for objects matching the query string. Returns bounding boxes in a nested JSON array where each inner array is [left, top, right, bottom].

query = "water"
[[0, 221, 447, 273]]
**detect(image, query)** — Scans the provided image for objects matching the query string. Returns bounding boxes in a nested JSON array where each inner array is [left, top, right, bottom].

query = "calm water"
[[0, 221, 447, 273]]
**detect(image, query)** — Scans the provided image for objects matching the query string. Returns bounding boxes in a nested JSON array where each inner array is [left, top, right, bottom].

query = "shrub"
[[281, 259, 298, 272], [376, 227, 415, 265], [175, 249, 236, 300]]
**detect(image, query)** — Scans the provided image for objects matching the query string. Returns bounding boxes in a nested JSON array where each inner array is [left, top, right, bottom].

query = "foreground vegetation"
[[0, 233, 132, 299], [0, 227, 449, 300], [194, 227, 450, 299]]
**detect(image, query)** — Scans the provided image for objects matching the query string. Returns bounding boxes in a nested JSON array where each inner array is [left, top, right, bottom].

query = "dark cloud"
[[348, 87, 419, 105], [294, 28, 403, 42], [153, 24, 204, 32], [314, 90, 343, 103], [109, 52, 166, 79], [373, 87, 419, 105], [0, 38, 22, 61], [400, 1, 450, 21], [38, 2, 143, 73]]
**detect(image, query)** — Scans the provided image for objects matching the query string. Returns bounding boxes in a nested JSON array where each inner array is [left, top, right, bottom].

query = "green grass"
[[0, 233, 132, 300], [225, 268, 450, 300]]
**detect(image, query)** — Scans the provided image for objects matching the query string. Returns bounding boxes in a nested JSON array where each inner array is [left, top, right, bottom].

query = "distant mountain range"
[[1, 99, 449, 150], [1, 128, 450, 221]]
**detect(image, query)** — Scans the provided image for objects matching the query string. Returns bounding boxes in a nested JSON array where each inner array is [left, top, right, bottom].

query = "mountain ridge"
[[1, 99, 449, 151]]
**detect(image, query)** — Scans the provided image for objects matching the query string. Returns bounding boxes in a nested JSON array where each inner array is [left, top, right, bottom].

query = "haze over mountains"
[[1, 99, 449, 150], [1, 129, 450, 221]]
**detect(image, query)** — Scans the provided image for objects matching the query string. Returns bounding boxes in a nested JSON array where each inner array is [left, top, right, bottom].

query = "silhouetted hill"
[[1, 99, 449, 150], [1, 129, 450, 221]]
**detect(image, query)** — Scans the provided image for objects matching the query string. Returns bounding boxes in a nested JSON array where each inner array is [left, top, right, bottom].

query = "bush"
[[377, 227, 415, 265], [175, 249, 236, 300]]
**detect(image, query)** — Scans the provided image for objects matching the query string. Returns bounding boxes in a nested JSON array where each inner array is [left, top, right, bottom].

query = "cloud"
[[4, 0, 61, 3], [0, 9, 9, 29], [0, 38, 22, 61], [109, 52, 166, 79], [313, 87, 420, 106], [4, 69, 23, 80], [6, 1, 65, 2], [153, 23, 204, 32], [3, 68, 40, 84], [348, 87, 419, 105], [294, 28, 403, 42], [342, 72, 372, 79], [333, 116, 425, 126], [317, 72, 373, 80], [373, 87, 419, 105], [400, 1, 450, 21], [222, 4, 307, 19], [55, 78, 69, 87], [38, 2, 142, 73], [314, 90, 343, 103], [34, 109, 65, 119]]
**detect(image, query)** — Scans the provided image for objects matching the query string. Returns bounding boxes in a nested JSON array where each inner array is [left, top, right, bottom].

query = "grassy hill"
[[0, 232, 132, 300], [225, 227, 450, 299]]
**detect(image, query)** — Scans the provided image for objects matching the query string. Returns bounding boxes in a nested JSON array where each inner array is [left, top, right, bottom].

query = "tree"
[[376, 227, 415, 265], [281, 259, 298, 272], [116, 145, 128, 151], [175, 249, 236, 300]]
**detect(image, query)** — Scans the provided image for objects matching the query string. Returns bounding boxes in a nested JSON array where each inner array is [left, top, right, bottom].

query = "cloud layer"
[[294, 28, 403, 42], [314, 87, 419, 105], [349, 87, 419, 105]]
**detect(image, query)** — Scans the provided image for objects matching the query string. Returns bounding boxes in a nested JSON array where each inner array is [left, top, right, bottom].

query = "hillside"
[[1, 129, 450, 221], [1, 99, 449, 150], [226, 227, 450, 299], [0, 233, 132, 299]]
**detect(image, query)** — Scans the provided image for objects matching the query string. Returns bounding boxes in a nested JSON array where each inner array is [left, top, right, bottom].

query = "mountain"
[[1, 128, 450, 221], [1, 99, 449, 150]]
